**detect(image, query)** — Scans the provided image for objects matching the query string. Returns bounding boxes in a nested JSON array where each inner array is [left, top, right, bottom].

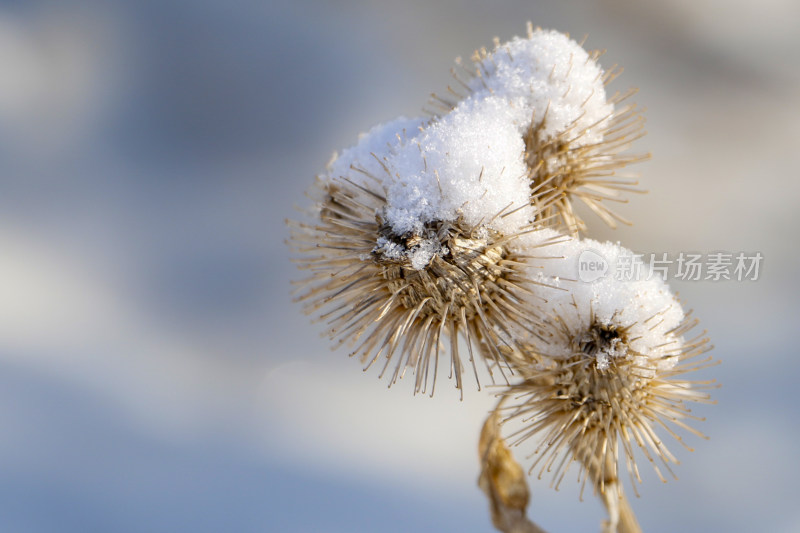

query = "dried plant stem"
[[587, 453, 642, 533], [614, 490, 642, 533], [481, 396, 643, 533], [479, 399, 548, 533]]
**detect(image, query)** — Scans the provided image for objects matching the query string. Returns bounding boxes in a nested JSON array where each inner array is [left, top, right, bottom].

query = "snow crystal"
[[595, 351, 610, 371], [408, 238, 444, 270], [372, 236, 406, 261]]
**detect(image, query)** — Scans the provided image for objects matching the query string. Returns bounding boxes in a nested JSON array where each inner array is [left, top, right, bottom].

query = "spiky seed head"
[[500, 304, 717, 499], [288, 177, 551, 396]]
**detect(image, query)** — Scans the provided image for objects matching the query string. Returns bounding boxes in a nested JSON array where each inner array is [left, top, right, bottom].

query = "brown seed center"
[[372, 219, 509, 320]]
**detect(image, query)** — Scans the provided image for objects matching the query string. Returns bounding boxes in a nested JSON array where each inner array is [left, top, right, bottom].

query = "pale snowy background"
[[0, 1, 797, 532]]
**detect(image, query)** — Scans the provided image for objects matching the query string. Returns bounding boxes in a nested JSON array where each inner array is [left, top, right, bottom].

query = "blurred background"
[[0, 0, 797, 531]]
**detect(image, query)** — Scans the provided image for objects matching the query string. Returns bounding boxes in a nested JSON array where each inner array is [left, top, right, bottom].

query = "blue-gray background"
[[0, 0, 797, 531]]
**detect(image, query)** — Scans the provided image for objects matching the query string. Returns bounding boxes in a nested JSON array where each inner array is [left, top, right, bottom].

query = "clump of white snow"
[[466, 29, 613, 147], [523, 237, 686, 371], [324, 116, 427, 188], [320, 30, 619, 272], [382, 95, 535, 238]]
